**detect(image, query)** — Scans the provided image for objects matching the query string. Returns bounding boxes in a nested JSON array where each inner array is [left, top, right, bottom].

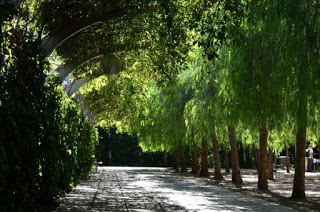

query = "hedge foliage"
[[0, 10, 98, 211], [96, 127, 173, 167]]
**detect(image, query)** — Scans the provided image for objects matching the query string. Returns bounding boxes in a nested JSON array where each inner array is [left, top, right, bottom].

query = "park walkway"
[[55, 167, 297, 212]]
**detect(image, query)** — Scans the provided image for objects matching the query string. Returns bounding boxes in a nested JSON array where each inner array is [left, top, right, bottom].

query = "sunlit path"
[[55, 167, 297, 212]]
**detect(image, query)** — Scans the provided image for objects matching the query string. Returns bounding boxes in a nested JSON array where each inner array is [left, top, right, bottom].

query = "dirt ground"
[[189, 168, 320, 211]]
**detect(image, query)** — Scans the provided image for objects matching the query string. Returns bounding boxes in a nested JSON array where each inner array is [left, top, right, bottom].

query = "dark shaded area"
[[95, 127, 259, 171], [95, 128, 173, 167]]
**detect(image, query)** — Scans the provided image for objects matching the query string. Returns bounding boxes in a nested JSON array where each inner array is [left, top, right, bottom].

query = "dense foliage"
[[96, 127, 173, 167], [1, 0, 320, 209], [117, 0, 319, 197], [64, 0, 319, 198], [0, 7, 98, 211]]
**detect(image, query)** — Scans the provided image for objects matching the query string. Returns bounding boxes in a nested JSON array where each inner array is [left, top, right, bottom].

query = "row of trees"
[[1, 2, 318, 211], [82, 0, 319, 199], [0, 5, 98, 211], [139, 0, 320, 198]]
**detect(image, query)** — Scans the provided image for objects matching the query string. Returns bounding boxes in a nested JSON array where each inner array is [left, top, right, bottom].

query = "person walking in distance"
[[306, 144, 313, 172]]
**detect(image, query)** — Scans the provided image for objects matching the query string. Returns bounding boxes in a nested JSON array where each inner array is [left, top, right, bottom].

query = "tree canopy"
[[1, 0, 320, 210]]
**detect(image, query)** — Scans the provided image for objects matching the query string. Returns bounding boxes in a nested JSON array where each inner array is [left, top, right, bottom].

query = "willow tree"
[[259, 0, 320, 198], [137, 78, 192, 171], [284, 0, 320, 198], [214, 48, 243, 184], [223, 10, 283, 190], [217, 0, 319, 196], [181, 46, 223, 179], [192, 0, 250, 184]]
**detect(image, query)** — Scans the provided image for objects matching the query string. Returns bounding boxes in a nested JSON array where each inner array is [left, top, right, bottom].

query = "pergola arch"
[[13, 1, 146, 58], [57, 42, 128, 79], [57, 52, 104, 79], [41, 7, 130, 56], [63, 59, 122, 96], [9, 0, 150, 122], [11, 0, 147, 80], [40, 7, 147, 56], [65, 79, 91, 96], [41, 19, 103, 56], [58, 50, 122, 96]]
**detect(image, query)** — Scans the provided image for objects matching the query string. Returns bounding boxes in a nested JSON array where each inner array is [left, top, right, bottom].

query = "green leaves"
[[0, 18, 98, 210]]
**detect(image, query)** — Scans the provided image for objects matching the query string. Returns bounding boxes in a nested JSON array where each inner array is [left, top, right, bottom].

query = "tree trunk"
[[286, 145, 290, 173], [190, 145, 199, 174], [292, 35, 309, 198], [228, 125, 242, 184], [180, 148, 187, 172], [292, 127, 306, 199], [200, 138, 209, 177], [173, 149, 179, 171], [225, 148, 230, 173], [212, 129, 223, 180], [268, 146, 274, 180], [252, 143, 260, 171], [258, 122, 268, 190]]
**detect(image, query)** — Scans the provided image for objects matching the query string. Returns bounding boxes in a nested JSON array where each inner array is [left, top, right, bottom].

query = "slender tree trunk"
[[173, 149, 179, 171], [190, 145, 199, 174], [212, 129, 223, 180], [292, 127, 306, 199], [200, 138, 209, 177], [225, 148, 230, 173], [268, 146, 274, 180], [292, 33, 310, 198], [180, 148, 187, 172], [286, 145, 290, 173], [258, 122, 268, 190], [252, 143, 260, 171], [228, 125, 242, 184]]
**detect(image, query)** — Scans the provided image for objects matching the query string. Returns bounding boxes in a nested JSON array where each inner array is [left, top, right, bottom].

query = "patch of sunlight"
[[75, 185, 98, 192]]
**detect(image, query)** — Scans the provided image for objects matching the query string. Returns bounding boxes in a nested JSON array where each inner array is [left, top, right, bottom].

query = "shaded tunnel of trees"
[[1, 0, 320, 211]]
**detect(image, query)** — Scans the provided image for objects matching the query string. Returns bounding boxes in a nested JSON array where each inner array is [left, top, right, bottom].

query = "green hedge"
[[96, 127, 173, 167], [0, 15, 98, 211]]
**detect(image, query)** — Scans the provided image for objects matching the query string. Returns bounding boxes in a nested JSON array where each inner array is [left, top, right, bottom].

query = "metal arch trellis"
[[9, 0, 151, 122], [10, 0, 150, 86]]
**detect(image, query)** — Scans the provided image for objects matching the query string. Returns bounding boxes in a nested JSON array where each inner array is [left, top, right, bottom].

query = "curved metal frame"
[[13, 0, 142, 123], [63, 62, 121, 96], [41, 19, 103, 56], [65, 79, 91, 96], [57, 53, 104, 79], [41, 7, 133, 56]]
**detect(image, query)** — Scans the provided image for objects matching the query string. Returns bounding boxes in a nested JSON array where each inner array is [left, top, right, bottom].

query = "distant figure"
[[306, 144, 313, 172], [315, 146, 320, 170], [108, 150, 112, 164]]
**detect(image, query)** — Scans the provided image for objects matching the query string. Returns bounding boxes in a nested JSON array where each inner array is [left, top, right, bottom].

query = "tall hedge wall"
[[0, 8, 98, 211]]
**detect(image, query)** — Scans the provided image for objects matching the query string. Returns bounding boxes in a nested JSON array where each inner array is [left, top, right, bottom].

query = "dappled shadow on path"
[[128, 168, 295, 212], [55, 167, 299, 211], [55, 167, 187, 211], [205, 169, 320, 212]]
